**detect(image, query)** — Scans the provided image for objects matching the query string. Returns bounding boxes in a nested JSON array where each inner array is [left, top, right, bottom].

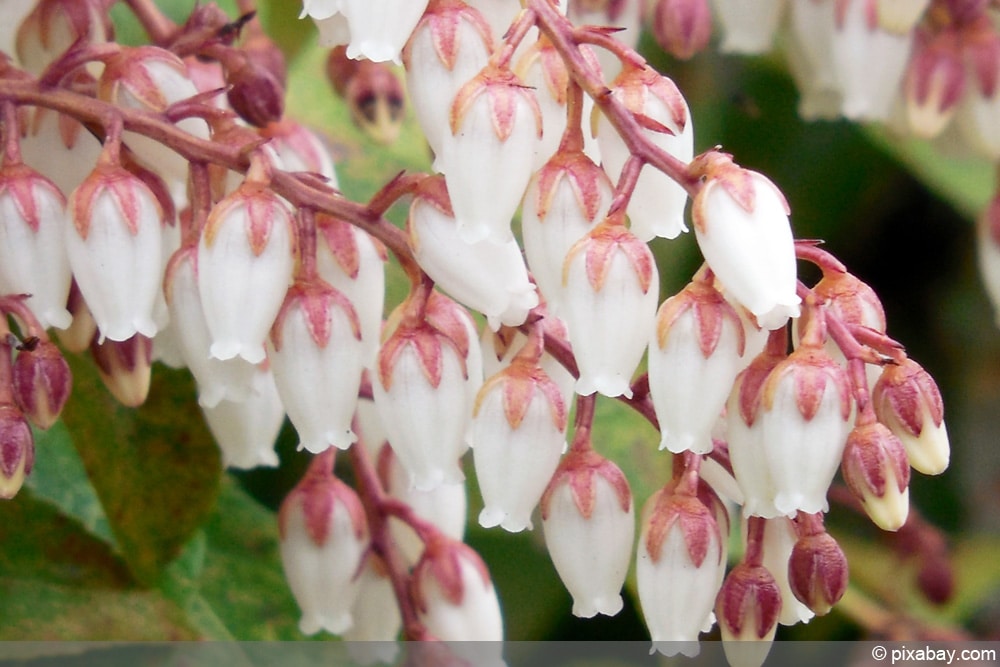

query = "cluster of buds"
[[0, 0, 962, 660]]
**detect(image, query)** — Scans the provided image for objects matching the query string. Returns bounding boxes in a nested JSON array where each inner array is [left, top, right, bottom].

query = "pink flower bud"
[[225, 54, 285, 128], [716, 563, 782, 667], [759, 326, 853, 516], [541, 448, 634, 618], [164, 246, 256, 408], [15, 0, 111, 76], [373, 292, 475, 490], [596, 64, 693, 241], [411, 536, 504, 641], [788, 527, 849, 615], [842, 421, 911, 530], [905, 28, 965, 139], [637, 484, 724, 656], [197, 179, 295, 365], [650, 0, 713, 60], [955, 16, 1000, 158], [315, 214, 385, 369], [0, 161, 72, 330], [403, 0, 494, 157], [54, 281, 97, 354], [201, 365, 284, 470], [872, 358, 949, 475], [712, 0, 785, 54], [98, 47, 210, 187], [67, 162, 164, 343], [278, 454, 369, 635], [648, 280, 746, 454], [0, 403, 34, 499], [12, 340, 71, 430], [691, 155, 800, 330], [831, 0, 913, 121], [472, 354, 568, 532], [339, 0, 431, 64], [561, 218, 658, 398], [269, 280, 365, 453], [90, 333, 152, 408], [521, 149, 613, 316], [438, 64, 542, 245], [408, 177, 538, 330]]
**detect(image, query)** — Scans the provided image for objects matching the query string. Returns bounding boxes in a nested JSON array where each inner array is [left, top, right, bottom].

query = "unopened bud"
[[917, 553, 954, 605], [717, 563, 782, 667], [0, 403, 34, 499], [90, 333, 152, 407], [872, 358, 949, 475], [327, 46, 405, 144], [12, 340, 72, 429], [650, 0, 713, 60], [226, 54, 285, 127], [841, 421, 911, 531], [788, 528, 848, 616]]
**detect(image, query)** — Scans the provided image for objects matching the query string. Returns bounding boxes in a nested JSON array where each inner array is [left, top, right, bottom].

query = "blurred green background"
[[1, 0, 998, 648]]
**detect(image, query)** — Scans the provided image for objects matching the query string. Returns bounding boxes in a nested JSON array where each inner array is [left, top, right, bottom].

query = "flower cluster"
[[0, 0, 962, 661]]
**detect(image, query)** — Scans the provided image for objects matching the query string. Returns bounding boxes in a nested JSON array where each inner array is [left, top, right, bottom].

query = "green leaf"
[[59, 355, 223, 586]]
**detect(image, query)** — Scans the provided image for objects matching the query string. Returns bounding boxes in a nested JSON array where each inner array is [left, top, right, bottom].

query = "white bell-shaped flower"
[[472, 336, 568, 532], [567, 0, 642, 80], [66, 157, 164, 343], [521, 148, 613, 315], [260, 120, 339, 186], [338, 0, 430, 64], [343, 556, 402, 663], [0, 161, 72, 330], [403, 0, 493, 157], [561, 216, 658, 398], [380, 443, 467, 564], [637, 482, 724, 657], [830, 0, 913, 121], [201, 364, 284, 469], [19, 107, 104, 198], [197, 171, 295, 364], [726, 335, 786, 519], [757, 516, 815, 626], [164, 245, 256, 408], [373, 291, 474, 491], [758, 313, 853, 516], [315, 214, 385, 369], [787, 0, 841, 119], [596, 63, 693, 242], [711, 0, 786, 54], [268, 279, 365, 453], [872, 357, 949, 475], [408, 176, 537, 330], [279, 452, 369, 636], [648, 279, 746, 454], [412, 536, 504, 642], [691, 154, 800, 331], [541, 447, 634, 618], [438, 63, 542, 245], [15, 0, 110, 76], [97, 46, 210, 188]]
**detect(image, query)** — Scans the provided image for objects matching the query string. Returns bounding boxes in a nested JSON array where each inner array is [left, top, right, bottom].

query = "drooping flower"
[[201, 365, 285, 470], [841, 421, 911, 531], [872, 357, 949, 475]]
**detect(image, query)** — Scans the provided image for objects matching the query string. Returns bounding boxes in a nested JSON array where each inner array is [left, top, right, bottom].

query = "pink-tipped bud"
[[0, 403, 34, 499], [90, 333, 152, 408], [411, 535, 504, 641], [872, 358, 949, 475], [12, 340, 71, 429], [278, 453, 369, 636], [541, 448, 634, 618], [717, 563, 782, 667], [225, 53, 285, 127], [788, 528, 849, 616], [841, 421, 911, 531], [904, 28, 965, 139], [650, 0, 713, 60]]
